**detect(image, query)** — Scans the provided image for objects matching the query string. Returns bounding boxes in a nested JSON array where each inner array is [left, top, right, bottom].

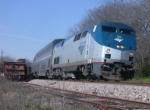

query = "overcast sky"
[[0, 0, 113, 61]]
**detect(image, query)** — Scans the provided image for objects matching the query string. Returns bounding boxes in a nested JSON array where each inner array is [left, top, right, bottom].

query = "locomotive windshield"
[[120, 28, 133, 35], [102, 26, 117, 33]]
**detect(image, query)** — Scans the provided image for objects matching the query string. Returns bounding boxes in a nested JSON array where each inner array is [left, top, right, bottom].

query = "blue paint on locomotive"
[[78, 45, 85, 55], [91, 22, 136, 50], [55, 22, 136, 51]]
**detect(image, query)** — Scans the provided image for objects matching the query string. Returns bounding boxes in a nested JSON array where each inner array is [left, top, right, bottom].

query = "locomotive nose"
[[103, 47, 135, 65]]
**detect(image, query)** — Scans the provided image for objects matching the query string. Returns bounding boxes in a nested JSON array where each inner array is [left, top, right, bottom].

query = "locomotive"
[[32, 22, 136, 81]]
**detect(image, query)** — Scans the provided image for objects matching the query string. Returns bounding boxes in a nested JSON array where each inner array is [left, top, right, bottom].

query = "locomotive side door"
[[85, 34, 90, 63], [48, 57, 52, 73]]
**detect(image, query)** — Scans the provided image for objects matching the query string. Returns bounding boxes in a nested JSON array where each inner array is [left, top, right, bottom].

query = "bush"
[[141, 65, 150, 78]]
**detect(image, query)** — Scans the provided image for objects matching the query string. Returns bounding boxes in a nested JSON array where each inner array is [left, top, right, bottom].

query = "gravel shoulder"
[[28, 79, 150, 103]]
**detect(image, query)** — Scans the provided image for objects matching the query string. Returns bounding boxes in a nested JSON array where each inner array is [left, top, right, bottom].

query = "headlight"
[[120, 45, 124, 49], [116, 44, 125, 49], [106, 49, 110, 53], [130, 52, 133, 56], [116, 45, 120, 48]]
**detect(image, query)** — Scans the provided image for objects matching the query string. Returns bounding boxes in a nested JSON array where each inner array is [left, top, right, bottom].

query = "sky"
[[0, 0, 113, 61]]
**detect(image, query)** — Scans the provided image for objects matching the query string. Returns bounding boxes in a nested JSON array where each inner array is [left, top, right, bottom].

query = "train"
[[4, 59, 31, 81], [32, 22, 136, 81]]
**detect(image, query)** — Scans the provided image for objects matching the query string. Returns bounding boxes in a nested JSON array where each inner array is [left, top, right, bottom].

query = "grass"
[[0, 76, 95, 110], [131, 77, 150, 83]]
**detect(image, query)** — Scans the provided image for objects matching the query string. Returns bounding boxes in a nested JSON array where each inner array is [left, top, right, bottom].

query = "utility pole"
[[1, 50, 3, 62], [0, 50, 3, 73]]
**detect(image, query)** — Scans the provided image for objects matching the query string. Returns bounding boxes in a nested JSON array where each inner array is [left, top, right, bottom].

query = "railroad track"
[[21, 82, 150, 110], [29, 78, 150, 86], [59, 80, 150, 86]]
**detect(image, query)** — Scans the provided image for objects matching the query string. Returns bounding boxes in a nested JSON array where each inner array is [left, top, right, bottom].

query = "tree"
[[25, 59, 33, 67], [0, 56, 15, 73]]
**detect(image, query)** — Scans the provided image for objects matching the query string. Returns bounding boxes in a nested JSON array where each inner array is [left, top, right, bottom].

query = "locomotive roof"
[[54, 22, 134, 49]]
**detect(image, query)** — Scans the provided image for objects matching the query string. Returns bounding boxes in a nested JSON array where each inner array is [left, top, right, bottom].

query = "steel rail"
[[55, 79, 150, 86], [22, 82, 123, 110], [44, 90, 123, 110], [23, 82, 150, 108]]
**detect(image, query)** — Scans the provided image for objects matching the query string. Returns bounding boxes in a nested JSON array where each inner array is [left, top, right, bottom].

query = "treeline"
[[0, 56, 15, 73], [67, 0, 150, 79]]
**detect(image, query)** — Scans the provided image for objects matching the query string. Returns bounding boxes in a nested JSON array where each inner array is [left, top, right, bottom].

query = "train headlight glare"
[[130, 52, 133, 56], [120, 45, 124, 49], [106, 49, 110, 53], [116, 45, 120, 48], [116, 44, 125, 49]]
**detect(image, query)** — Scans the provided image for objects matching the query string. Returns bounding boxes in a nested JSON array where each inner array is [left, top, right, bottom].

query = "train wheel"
[[16, 76, 19, 81], [77, 74, 82, 80], [81, 66, 87, 76], [58, 75, 62, 80], [35, 72, 39, 79], [62, 71, 66, 80], [8, 75, 12, 80], [75, 72, 82, 80], [96, 76, 100, 81], [46, 72, 51, 79], [47, 75, 51, 79], [86, 74, 91, 81], [104, 78, 108, 81]]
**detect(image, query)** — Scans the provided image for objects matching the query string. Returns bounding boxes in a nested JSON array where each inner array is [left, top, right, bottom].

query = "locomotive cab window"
[[102, 26, 117, 33], [61, 41, 64, 47], [120, 28, 133, 35], [74, 33, 81, 42], [80, 31, 87, 38]]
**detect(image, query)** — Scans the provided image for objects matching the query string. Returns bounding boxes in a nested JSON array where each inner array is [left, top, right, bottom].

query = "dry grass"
[[0, 77, 96, 110]]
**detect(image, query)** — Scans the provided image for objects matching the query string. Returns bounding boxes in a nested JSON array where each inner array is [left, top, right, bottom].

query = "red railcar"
[[3, 61, 27, 80]]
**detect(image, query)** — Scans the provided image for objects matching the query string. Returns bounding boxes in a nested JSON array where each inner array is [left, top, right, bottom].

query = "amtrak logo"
[[114, 35, 124, 42], [78, 45, 85, 55]]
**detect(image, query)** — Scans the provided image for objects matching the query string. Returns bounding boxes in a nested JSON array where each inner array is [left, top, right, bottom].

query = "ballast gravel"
[[28, 79, 150, 103]]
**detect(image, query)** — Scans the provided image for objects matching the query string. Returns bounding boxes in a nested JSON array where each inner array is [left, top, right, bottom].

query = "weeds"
[[131, 77, 150, 83], [0, 77, 95, 110]]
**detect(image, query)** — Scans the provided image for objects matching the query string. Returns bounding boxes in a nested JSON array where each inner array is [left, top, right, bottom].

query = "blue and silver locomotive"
[[33, 22, 136, 81]]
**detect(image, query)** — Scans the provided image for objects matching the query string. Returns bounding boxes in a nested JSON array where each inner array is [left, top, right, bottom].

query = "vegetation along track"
[[21, 82, 150, 110]]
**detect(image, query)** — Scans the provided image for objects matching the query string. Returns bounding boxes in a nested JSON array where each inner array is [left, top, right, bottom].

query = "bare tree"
[[25, 59, 33, 68], [0, 56, 15, 73]]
